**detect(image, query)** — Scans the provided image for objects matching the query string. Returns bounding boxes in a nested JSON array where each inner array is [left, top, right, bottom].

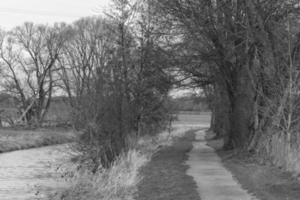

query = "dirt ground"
[[207, 132, 300, 200], [135, 130, 201, 200]]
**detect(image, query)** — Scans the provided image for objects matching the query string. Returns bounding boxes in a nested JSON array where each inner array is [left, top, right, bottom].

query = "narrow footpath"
[[187, 130, 257, 200], [136, 128, 258, 200]]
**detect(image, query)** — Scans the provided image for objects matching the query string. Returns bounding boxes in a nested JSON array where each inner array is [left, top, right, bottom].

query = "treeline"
[[2, 0, 300, 169], [156, 0, 300, 155], [0, 0, 173, 167]]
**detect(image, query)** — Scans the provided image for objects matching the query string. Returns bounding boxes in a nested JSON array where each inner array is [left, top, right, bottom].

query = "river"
[[0, 143, 75, 200]]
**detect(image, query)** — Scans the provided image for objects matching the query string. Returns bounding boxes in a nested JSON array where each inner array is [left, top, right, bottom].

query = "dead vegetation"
[[49, 126, 194, 200]]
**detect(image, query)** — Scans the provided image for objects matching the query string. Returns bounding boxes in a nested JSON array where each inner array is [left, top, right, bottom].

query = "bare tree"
[[57, 18, 111, 108], [0, 23, 67, 125], [157, 0, 300, 149], [0, 29, 29, 124], [55, 5, 173, 167]]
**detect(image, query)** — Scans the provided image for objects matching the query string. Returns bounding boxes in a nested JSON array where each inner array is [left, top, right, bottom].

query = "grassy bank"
[[50, 127, 195, 200], [136, 130, 200, 200], [206, 131, 300, 200], [0, 128, 76, 153]]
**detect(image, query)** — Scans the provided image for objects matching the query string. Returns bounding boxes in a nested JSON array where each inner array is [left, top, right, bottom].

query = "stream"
[[0, 143, 75, 200]]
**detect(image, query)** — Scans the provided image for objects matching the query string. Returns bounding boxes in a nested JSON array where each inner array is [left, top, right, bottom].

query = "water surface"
[[0, 144, 75, 200]]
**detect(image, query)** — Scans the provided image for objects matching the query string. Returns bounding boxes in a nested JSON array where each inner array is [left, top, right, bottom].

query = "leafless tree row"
[[0, 23, 68, 125], [156, 0, 300, 151], [0, 0, 173, 167]]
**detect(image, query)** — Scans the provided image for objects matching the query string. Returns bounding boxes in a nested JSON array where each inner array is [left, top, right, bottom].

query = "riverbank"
[[207, 131, 300, 200], [50, 127, 198, 200], [0, 127, 76, 153]]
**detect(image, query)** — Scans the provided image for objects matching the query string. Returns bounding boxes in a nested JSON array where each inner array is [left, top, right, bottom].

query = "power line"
[[0, 7, 86, 18]]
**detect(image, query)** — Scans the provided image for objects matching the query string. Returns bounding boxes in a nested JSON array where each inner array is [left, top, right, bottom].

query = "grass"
[[0, 128, 76, 153], [136, 129, 201, 200], [175, 112, 211, 126], [50, 126, 195, 200], [0, 100, 72, 127], [206, 130, 300, 200], [51, 149, 147, 200]]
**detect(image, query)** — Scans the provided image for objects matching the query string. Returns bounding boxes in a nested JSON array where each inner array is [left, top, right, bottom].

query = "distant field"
[[0, 128, 77, 153], [45, 100, 72, 123], [0, 105, 210, 153], [175, 112, 211, 127], [0, 100, 72, 126]]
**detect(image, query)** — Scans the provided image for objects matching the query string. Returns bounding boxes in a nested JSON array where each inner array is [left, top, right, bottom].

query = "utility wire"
[[0, 7, 85, 18]]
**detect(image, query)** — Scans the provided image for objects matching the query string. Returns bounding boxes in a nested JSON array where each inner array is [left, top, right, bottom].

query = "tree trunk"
[[212, 76, 231, 139], [227, 65, 255, 149]]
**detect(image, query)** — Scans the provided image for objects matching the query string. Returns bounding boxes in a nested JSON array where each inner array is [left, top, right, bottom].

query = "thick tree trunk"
[[211, 77, 231, 139], [227, 65, 256, 149]]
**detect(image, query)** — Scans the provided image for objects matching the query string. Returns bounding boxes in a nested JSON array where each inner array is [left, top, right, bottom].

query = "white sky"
[[0, 0, 111, 30]]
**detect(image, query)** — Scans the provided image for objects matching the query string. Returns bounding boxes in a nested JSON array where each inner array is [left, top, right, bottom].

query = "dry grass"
[[206, 130, 300, 200], [50, 126, 195, 200], [0, 128, 76, 153], [52, 150, 147, 200]]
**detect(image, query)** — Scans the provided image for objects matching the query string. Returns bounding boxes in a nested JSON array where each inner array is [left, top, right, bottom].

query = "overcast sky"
[[0, 0, 111, 30]]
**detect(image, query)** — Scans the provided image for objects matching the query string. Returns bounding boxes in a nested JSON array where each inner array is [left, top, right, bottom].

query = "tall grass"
[[51, 127, 192, 200]]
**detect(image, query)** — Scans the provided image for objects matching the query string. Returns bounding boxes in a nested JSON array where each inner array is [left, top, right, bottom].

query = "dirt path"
[[187, 130, 257, 200], [135, 130, 201, 200]]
